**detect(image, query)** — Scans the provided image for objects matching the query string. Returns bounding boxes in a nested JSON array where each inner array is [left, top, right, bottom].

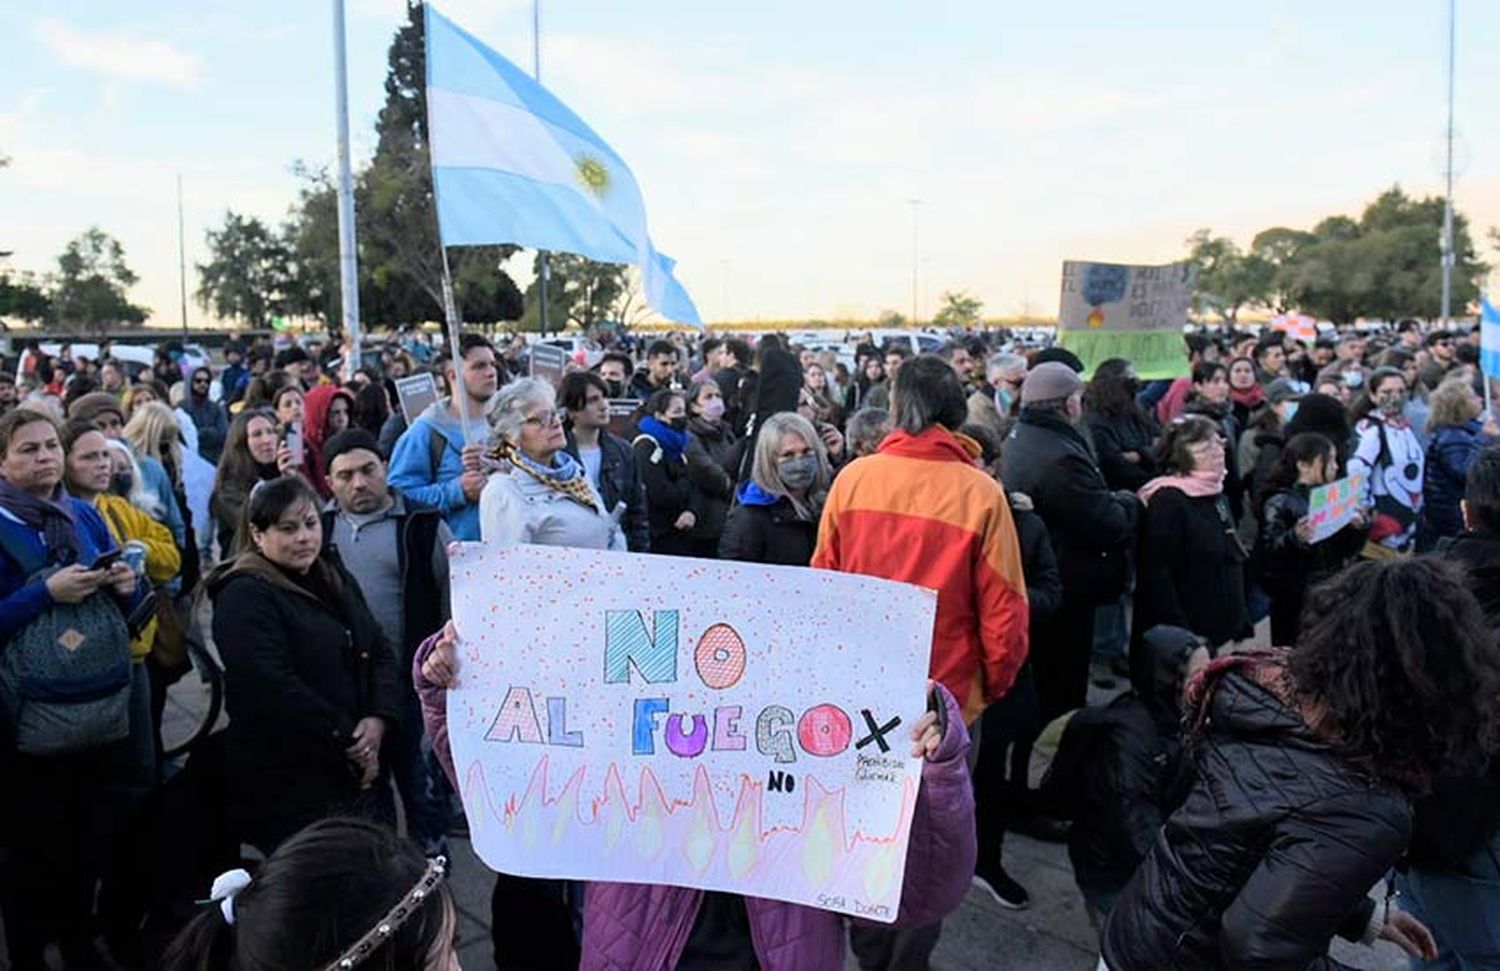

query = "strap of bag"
[[0, 519, 47, 579], [428, 425, 449, 482]]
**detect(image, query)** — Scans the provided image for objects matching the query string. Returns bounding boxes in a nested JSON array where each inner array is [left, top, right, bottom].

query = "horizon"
[[2, 1, 1497, 330]]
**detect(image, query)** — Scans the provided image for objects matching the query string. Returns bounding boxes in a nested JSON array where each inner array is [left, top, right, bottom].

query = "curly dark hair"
[[1082, 358, 1140, 419], [1290, 557, 1500, 790]]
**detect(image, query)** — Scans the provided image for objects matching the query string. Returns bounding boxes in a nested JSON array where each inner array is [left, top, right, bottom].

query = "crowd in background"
[[1, 314, 1499, 969]]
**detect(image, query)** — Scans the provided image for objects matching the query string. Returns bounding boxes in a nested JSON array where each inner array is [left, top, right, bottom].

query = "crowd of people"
[[0, 316, 1498, 969]]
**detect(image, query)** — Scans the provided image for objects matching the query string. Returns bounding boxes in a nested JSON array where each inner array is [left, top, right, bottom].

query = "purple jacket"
[[414, 634, 977, 970]]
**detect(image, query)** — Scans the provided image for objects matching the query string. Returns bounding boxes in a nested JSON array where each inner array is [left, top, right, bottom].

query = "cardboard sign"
[[529, 343, 569, 387], [395, 373, 439, 425], [607, 397, 643, 438], [446, 543, 937, 921], [1306, 472, 1366, 544], [1058, 260, 1197, 379]]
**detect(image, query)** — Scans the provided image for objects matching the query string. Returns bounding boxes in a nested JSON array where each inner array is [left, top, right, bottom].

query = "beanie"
[[323, 429, 383, 474]]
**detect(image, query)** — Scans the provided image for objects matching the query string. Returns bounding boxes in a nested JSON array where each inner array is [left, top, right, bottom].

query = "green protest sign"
[[1057, 260, 1195, 379]]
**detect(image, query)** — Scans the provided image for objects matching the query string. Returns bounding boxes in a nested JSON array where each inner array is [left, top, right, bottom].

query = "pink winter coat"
[[413, 634, 978, 971]]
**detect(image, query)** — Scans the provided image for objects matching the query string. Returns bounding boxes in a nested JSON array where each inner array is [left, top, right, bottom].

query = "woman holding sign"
[[414, 626, 979, 970], [1254, 432, 1366, 647]]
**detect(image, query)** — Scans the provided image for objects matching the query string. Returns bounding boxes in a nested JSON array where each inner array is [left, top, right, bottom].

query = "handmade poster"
[[446, 543, 937, 921], [395, 373, 439, 424], [1306, 472, 1366, 543], [607, 397, 643, 437], [528, 343, 569, 387], [1058, 260, 1197, 379]]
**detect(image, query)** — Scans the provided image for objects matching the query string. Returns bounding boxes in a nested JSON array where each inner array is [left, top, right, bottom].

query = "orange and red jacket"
[[812, 425, 1029, 725]]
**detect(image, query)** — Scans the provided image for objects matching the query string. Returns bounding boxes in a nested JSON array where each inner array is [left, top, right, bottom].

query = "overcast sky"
[[2, 0, 1497, 328]]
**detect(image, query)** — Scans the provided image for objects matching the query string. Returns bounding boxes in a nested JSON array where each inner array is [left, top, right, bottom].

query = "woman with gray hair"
[[479, 377, 624, 550], [718, 411, 831, 565]]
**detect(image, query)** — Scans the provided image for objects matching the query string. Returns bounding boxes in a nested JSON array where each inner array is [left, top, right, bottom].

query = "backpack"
[[0, 526, 133, 755]]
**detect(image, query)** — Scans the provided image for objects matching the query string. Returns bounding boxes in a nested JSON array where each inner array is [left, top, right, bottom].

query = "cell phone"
[[283, 423, 305, 467], [89, 549, 122, 571]]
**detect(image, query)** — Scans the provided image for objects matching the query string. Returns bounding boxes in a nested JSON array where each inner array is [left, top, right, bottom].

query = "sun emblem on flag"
[[574, 153, 611, 198]]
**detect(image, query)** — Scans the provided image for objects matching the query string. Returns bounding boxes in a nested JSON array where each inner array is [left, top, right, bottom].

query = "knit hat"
[[1262, 378, 1303, 405], [1021, 361, 1085, 405], [323, 429, 383, 474], [1030, 347, 1085, 373], [68, 391, 125, 425]]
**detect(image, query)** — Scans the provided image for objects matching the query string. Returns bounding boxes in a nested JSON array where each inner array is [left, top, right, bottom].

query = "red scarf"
[[1229, 384, 1265, 410]]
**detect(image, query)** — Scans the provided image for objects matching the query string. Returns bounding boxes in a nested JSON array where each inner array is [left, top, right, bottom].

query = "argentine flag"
[[424, 5, 701, 325], [1483, 295, 1500, 377]]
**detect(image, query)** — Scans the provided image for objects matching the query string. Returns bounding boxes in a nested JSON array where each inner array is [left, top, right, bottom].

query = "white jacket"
[[479, 468, 626, 551]]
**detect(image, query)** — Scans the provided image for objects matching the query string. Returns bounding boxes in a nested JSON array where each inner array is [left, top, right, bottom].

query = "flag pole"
[[423, 5, 472, 445], [534, 0, 550, 339], [332, 0, 363, 365]]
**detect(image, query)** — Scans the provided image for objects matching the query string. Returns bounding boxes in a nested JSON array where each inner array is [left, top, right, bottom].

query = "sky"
[[2, 0, 1498, 328]]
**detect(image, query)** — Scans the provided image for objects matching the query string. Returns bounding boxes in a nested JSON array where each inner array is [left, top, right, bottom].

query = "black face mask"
[[604, 379, 625, 398], [668, 417, 689, 432], [110, 471, 133, 497]]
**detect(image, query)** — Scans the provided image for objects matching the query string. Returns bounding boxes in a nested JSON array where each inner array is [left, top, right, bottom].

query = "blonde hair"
[[104, 438, 164, 520], [751, 412, 830, 520], [1428, 377, 1480, 431], [123, 401, 182, 472]]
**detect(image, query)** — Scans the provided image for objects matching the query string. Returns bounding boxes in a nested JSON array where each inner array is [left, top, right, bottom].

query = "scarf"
[[1137, 442, 1227, 506], [0, 476, 82, 566], [637, 416, 688, 464], [1229, 384, 1265, 410], [490, 441, 600, 514]]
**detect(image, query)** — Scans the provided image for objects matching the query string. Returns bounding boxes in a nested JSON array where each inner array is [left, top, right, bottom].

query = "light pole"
[[331, 0, 361, 359], [907, 199, 922, 325], [1440, 0, 1457, 328]]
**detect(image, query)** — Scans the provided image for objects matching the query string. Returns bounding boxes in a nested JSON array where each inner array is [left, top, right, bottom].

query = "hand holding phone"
[[89, 549, 122, 572], [282, 423, 305, 469]]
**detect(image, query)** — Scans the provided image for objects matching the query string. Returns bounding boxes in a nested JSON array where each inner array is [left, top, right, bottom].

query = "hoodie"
[[387, 398, 490, 541]]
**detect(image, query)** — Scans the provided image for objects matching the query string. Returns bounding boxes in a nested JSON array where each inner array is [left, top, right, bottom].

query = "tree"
[[520, 253, 628, 332], [51, 227, 147, 334], [0, 270, 51, 328], [1184, 229, 1273, 323], [359, 0, 520, 328], [1250, 227, 1315, 313], [875, 309, 907, 328], [197, 211, 293, 328], [932, 290, 983, 330]]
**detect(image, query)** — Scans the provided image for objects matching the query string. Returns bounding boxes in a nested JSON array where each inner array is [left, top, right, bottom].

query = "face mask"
[[1377, 392, 1407, 415], [668, 416, 688, 432], [110, 471, 133, 496], [1280, 400, 1299, 423], [778, 455, 819, 490], [701, 398, 725, 422], [995, 387, 1015, 413], [604, 379, 625, 398], [1342, 371, 1364, 389]]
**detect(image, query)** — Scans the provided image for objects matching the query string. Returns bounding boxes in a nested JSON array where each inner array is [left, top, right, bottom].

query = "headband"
[[322, 855, 448, 970]]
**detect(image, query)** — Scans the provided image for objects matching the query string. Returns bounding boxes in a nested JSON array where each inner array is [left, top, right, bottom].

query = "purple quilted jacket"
[[414, 634, 977, 970]]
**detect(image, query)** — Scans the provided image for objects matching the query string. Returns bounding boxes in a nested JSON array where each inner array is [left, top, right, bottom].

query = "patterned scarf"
[[0, 475, 82, 566], [489, 441, 600, 514]]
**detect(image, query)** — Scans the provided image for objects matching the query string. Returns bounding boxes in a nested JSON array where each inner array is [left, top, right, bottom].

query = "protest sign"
[[394, 373, 439, 424], [446, 543, 937, 921], [607, 397, 643, 437], [1057, 260, 1196, 379], [529, 342, 569, 387], [1306, 472, 1366, 543]]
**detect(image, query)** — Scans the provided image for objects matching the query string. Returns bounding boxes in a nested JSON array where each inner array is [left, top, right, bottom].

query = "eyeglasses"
[[522, 410, 561, 427]]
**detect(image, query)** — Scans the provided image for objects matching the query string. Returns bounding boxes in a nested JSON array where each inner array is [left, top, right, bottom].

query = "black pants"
[[849, 921, 944, 971], [490, 872, 580, 969], [2, 746, 118, 970], [1031, 597, 1096, 725], [1268, 589, 1305, 649], [971, 668, 1041, 866]]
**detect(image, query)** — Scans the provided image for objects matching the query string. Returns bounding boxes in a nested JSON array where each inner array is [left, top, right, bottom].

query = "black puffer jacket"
[[1039, 626, 1201, 898], [1102, 659, 1409, 970], [717, 485, 818, 566], [685, 417, 737, 546], [1000, 409, 1138, 604]]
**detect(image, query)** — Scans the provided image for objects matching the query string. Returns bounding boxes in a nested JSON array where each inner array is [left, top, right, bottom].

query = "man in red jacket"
[[813, 353, 1029, 966]]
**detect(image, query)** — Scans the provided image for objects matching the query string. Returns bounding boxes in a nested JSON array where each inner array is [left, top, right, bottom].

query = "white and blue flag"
[[1482, 295, 1500, 378], [423, 5, 701, 325]]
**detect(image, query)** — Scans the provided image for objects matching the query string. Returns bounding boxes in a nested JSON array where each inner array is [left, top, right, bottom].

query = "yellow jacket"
[[94, 493, 181, 658]]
